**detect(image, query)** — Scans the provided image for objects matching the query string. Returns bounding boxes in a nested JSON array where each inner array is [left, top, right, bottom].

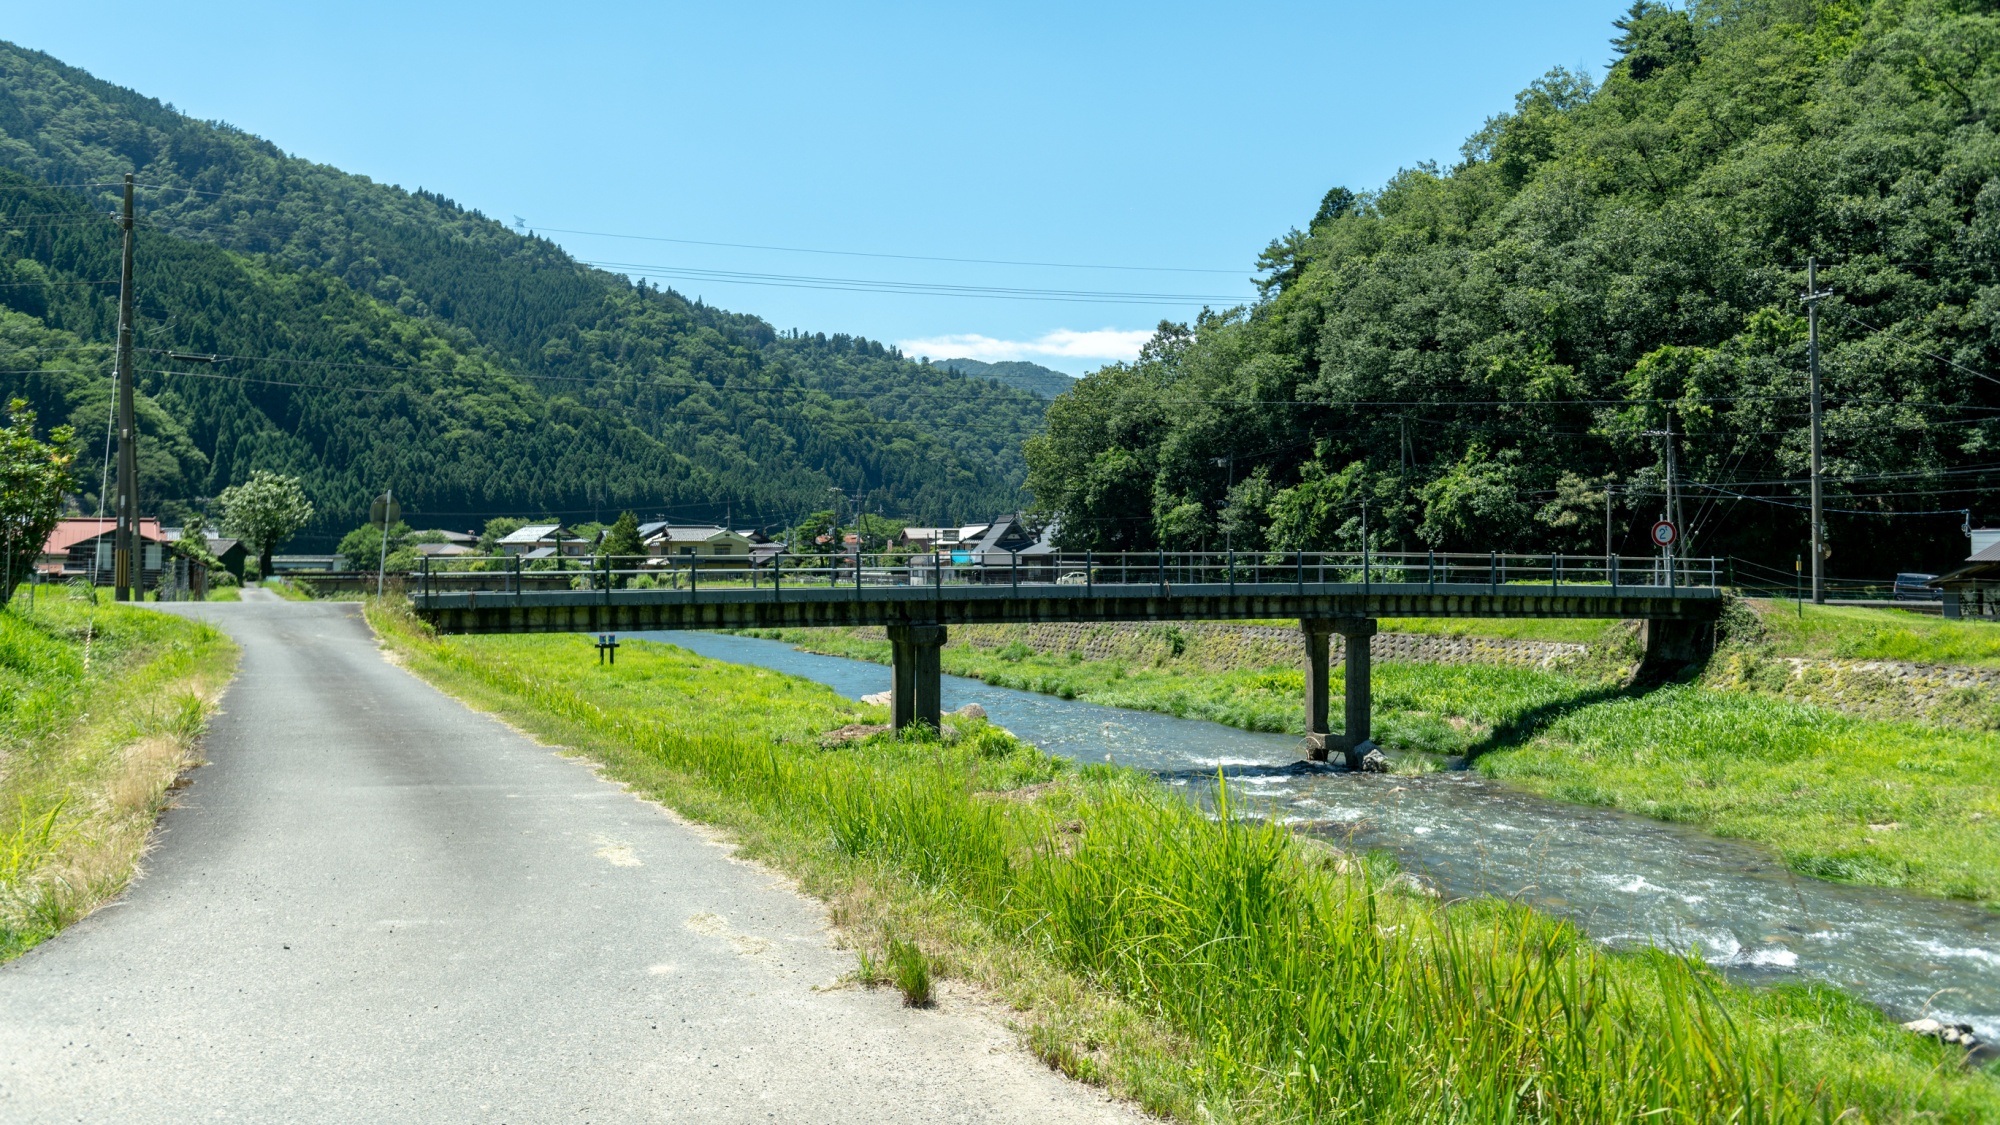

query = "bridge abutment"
[[887, 624, 946, 732], [1301, 617, 1381, 770]]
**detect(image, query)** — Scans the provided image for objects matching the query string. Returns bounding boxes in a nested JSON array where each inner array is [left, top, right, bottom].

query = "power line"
[[577, 258, 1249, 306], [536, 225, 1247, 276]]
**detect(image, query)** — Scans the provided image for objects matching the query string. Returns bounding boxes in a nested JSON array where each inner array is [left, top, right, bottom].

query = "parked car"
[[1894, 572, 1940, 600]]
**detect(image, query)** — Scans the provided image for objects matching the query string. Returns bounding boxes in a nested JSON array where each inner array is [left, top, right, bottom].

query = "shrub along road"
[[0, 601, 1137, 1123]]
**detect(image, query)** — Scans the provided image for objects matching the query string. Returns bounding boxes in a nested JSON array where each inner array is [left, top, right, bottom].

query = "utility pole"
[[1802, 258, 1834, 604], [113, 174, 139, 602], [1211, 453, 1235, 555], [1604, 484, 1615, 579], [376, 488, 393, 599]]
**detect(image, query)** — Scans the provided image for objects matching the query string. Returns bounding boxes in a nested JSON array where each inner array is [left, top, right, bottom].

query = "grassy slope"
[[748, 626, 2000, 906], [366, 602, 1997, 1123], [0, 590, 237, 959], [1743, 600, 2000, 668]]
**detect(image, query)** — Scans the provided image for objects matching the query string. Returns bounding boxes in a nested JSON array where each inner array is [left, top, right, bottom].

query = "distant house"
[[908, 514, 1054, 583], [898, 524, 990, 550], [1936, 537, 2000, 619], [39, 518, 169, 586], [415, 542, 476, 558], [205, 537, 249, 581], [642, 524, 754, 559], [495, 524, 586, 557]]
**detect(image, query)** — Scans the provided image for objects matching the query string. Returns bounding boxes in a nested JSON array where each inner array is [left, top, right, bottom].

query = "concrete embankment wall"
[[837, 621, 1998, 729], [848, 621, 1591, 673]]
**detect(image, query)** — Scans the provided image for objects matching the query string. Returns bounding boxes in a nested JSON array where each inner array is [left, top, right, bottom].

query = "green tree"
[[337, 521, 412, 572], [476, 517, 528, 554], [597, 512, 645, 559], [219, 471, 314, 577], [0, 399, 73, 598]]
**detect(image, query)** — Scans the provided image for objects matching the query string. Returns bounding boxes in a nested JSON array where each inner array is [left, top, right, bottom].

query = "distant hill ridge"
[[935, 358, 1076, 400], [0, 41, 1044, 541]]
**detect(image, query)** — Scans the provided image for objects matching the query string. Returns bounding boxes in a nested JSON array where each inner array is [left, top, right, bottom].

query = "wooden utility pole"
[[113, 174, 139, 602], [1802, 258, 1834, 604]]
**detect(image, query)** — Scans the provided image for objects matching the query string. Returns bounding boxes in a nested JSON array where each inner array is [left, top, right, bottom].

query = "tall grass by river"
[[371, 604, 1999, 1123], [748, 626, 2000, 907]]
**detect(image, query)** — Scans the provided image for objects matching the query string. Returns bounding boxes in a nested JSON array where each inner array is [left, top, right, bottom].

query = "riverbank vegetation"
[[368, 602, 1998, 1122], [743, 620, 2000, 907], [0, 589, 235, 960]]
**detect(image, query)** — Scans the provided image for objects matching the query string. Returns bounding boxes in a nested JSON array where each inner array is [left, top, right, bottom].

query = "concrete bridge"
[[410, 551, 1726, 768]]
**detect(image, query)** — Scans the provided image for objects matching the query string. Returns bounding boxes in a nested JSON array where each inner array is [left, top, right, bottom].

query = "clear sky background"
[[6, 1, 1627, 374]]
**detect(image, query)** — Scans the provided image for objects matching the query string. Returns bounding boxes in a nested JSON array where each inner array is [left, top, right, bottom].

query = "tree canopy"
[[1027, 0, 2000, 580], [219, 470, 313, 573]]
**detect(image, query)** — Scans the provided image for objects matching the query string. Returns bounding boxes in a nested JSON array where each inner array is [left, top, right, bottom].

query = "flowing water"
[[644, 630, 2000, 1043]]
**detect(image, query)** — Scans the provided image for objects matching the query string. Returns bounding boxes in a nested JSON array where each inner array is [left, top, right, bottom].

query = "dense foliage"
[[0, 45, 1046, 542], [0, 398, 72, 593], [1027, 0, 2000, 578]]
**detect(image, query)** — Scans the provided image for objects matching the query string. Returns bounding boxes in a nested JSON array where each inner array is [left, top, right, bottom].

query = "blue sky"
[[8, 1, 1627, 374]]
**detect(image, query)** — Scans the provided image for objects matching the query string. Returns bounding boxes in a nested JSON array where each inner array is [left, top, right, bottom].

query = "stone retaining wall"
[[849, 621, 1589, 672]]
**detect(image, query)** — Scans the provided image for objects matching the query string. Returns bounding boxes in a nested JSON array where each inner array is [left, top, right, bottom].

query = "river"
[[643, 630, 2000, 1044]]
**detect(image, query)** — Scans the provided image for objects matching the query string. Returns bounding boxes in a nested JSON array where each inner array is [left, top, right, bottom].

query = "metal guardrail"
[[412, 549, 1725, 602]]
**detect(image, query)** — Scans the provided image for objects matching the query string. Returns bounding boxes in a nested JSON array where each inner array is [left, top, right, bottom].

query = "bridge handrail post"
[[420, 554, 429, 602], [1489, 551, 1497, 594], [1296, 549, 1303, 595], [1227, 548, 1234, 594], [1427, 550, 1435, 595], [1362, 538, 1370, 595], [934, 548, 941, 599], [1086, 549, 1093, 595], [1553, 552, 1561, 593], [1012, 550, 1018, 590], [1158, 550, 1165, 596]]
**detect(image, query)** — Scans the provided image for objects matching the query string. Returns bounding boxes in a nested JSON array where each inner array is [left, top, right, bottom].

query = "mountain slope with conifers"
[[0, 42, 1047, 540], [1027, 0, 2000, 580]]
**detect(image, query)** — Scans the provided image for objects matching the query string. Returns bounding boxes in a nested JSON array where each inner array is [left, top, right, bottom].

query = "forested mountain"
[[936, 358, 1076, 400], [1027, 0, 2000, 579], [0, 43, 1046, 542]]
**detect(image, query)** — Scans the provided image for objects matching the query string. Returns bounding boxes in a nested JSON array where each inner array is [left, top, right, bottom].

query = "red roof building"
[[40, 518, 168, 584]]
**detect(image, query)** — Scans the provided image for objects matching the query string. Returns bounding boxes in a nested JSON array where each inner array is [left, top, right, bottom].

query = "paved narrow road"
[[0, 601, 1136, 1123]]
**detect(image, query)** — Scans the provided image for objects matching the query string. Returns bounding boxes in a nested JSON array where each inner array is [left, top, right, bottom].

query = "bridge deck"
[[411, 580, 1723, 634]]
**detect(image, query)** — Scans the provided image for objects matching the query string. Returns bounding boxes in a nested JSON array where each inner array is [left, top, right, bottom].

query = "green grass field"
[[368, 603, 1998, 1123], [0, 589, 236, 959]]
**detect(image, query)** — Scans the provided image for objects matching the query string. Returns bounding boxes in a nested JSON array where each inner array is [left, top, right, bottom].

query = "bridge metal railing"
[[410, 549, 1724, 603]]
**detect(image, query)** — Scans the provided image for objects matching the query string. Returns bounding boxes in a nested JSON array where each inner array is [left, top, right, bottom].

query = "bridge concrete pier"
[[1301, 617, 1380, 769], [887, 624, 946, 732]]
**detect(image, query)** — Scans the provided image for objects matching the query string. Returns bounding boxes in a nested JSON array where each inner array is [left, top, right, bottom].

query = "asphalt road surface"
[[0, 601, 1137, 1123]]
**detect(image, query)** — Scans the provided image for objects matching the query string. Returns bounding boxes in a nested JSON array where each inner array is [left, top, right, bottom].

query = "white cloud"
[[896, 327, 1154, 365]]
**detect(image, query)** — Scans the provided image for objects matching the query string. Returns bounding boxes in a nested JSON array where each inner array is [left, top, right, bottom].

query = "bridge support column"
[[887, 624, 946, 732], [1301, 617, 1381, 770], [1635, 618, 1713, 684]]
